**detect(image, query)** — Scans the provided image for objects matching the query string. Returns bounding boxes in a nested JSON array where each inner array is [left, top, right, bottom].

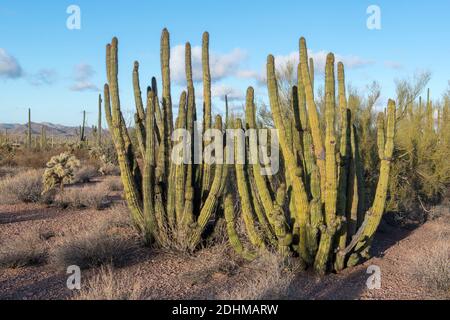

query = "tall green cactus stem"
[[40, 125, 47, 149], [80, 110, 86, 142], [267, 54, 311, 263], [98, 94, 102, 146], [345, 100, 396, 267], [259, 39, 396, 273], [104, 30, 226, 250], [201, 32, 213, 198], [245, 87, 291, 252], [234, 118, 265, 249], [224, 194, 256, 261], [300, 38, 326, 199], [334, 62, 351, 271], [27, 108, 32, 149]]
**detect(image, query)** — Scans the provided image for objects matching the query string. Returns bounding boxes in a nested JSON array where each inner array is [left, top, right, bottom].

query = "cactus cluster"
[[227, 38, 396, 273], [104, 30, 227, 249], [42, 152, 80, 193]]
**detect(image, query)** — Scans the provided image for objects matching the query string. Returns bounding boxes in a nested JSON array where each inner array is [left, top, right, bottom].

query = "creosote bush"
[[56, 182, 111, 210], [0, 169, 54, 204], [52, 214, 138, 269], [0, 231, 48, 268]]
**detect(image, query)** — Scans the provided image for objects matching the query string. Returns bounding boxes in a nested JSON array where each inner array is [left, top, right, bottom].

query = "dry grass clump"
[[412, 235, 450, 294], [103, 176, 123, 192], [0, 169, 53, 204], [56, 183, 111, 210], [73, 265, 147, 300], [99, 163, 120, 176], [0, 166, 23, 178], [74, 165, 99, 183], [0, 231, 48, 268], [216, 250, 299, 300], [52, 211, 138, 270]]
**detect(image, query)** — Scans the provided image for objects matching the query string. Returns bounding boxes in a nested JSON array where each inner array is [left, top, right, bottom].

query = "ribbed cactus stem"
[[27, 108, 32, 149], [346, 100, 396, 266], [98, 94, 102, 146], [335, 62, 351, 271], [201, 31, 213, 197], [314, 53, 338, 274], [300, 37, 326, 199], [267, 54, 311, 263], [224, 194, 256, 261], [106, 38, 144, 230], [234, 118, 265, 248], [80, 110, 86, 142]]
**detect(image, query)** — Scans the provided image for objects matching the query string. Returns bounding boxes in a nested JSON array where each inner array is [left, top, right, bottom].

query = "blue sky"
[[0, 0, 449, 126]]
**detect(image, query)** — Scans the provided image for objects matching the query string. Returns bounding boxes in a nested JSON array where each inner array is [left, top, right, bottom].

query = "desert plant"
[[73, 265, 146, 300], [226, 38, 396, 274], [103, 30, 227, 250], [74, 165, 99, 183], [0, 169, 53, 204], [0, 231, 48, 268], [42, 152, 80, 193], [56, 183, 110, 210]]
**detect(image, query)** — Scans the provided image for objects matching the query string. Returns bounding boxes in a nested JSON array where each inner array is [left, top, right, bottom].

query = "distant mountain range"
[[0, 122, 98, 137]]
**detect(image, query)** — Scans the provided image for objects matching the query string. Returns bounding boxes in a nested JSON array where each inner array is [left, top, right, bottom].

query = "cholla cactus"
[[42, 152, 80, 193]]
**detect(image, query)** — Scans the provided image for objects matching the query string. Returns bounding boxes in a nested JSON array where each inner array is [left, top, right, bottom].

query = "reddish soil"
[[0, 196, 448, 300]]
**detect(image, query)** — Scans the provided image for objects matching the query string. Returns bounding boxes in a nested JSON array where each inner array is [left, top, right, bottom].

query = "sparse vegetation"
[[0, 169, 53, 204], [42, 152, 80, 193], [74, 265, 146, 300], [0, 231, 48, 269], [56, 182, 111, 210]]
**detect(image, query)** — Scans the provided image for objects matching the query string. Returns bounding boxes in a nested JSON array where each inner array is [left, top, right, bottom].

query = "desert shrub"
[[412, 239, 449, 294], [0, 169, 54, 204], [0, 166, 23, 178], [12, 148, 66, 169], [216, 250, 299, 300], [73, 265, 146, 300], [56, 183, 110, 210], [0, 143, 16, 166], [42, 152, 80, 193], [103, 176, 123, 192], [52, 213, 137, 270], [0, 231, 48, 268], [99, 162, 120, 176], [74, 165, 99, 183]]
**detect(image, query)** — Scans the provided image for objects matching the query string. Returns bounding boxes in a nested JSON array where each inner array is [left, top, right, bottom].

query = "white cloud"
[[28, 68, 58, 86], [0, 48, 23, 79], [237, 50, 374, 85], [70, 63, 98, 91], [384, 61, 403, 70], [212, 84, 245, 101], [170, 45, 247, 84]]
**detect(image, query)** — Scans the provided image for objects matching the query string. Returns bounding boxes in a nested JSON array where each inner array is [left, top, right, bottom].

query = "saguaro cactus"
[[27, 108, 32, 149], [97, 94, 102, 146], [104, 29, 227, 250], [80, 110, 86, 142], [228, 37, 396, 274]]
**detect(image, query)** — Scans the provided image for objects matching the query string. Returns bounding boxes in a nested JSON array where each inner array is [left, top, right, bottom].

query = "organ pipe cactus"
[[228, 37, 396, 274], [104, 29, 227, 250]]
